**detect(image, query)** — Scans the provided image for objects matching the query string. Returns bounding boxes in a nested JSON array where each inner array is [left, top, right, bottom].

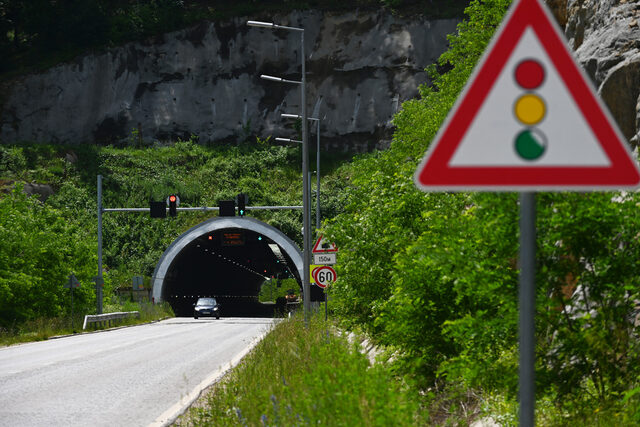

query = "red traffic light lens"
[[169, 195, 177, 203]]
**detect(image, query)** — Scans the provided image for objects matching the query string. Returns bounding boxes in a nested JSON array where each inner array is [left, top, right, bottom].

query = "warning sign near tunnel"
[[312, 235, 338, 254], [413, 0, 640, 191]]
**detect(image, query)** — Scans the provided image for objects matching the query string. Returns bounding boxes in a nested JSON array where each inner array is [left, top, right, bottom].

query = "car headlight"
[[213, 307, 219, 310]]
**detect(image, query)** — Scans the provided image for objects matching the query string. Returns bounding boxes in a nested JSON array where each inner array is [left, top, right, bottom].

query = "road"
[[0, 317, 275, 426]]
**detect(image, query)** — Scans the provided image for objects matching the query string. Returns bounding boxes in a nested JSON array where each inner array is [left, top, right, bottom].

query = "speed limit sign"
[[312, 266, 337, 288]]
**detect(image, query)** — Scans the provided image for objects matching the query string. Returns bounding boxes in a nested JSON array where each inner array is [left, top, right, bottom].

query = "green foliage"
[[102, 300, 174, 323], [0, 185, 96, 328], [258, 277, 299, 302], [536, 193, 640, 402], [324, 0, 513, 379], [180, 312, 419, 425], [323, 0, 640, 420]]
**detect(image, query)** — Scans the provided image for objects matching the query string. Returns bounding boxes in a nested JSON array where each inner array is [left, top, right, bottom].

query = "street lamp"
[[282, 113, 321, 230], [247, 21, 303, 31], [275, 137, 302, 143], [248, 19, 311, 323], [261, 75, 301, 85]]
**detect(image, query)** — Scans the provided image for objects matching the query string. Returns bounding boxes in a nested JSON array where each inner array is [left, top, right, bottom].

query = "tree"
[[0, 186, 97, 327]]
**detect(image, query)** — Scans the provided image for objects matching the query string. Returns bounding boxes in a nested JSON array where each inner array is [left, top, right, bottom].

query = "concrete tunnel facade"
[[151, 217, 305, 316]]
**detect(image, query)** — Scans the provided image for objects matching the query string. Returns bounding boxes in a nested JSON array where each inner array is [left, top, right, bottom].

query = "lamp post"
[[282, 114, 321, 229], [248, 20, 311, 323]]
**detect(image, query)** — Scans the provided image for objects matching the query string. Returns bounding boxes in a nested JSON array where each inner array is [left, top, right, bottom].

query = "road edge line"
[[148, 327, 271, 427]]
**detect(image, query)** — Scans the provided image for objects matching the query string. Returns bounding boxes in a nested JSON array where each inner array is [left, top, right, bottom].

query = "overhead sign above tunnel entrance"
[[413, 0, 640, 191], [221, 230, 245, 246]]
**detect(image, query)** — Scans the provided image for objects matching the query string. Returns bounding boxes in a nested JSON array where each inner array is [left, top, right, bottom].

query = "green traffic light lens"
[[514, 129, 546, 160]]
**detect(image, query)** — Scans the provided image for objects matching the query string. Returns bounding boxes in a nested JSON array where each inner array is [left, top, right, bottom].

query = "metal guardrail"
[[83, 311, 140, 330]]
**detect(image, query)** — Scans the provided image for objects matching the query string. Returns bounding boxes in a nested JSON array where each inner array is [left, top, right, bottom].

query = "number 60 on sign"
[[312, 266, 337, 289]]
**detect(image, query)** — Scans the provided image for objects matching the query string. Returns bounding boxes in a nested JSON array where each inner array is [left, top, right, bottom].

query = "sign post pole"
[[66, 274, 80, 331], [325, 287, 329, 339], [519, 192, 536, 427], [71, 278, 74, 331], [97, 175, 104, 314], [312, 236, 338, 338]]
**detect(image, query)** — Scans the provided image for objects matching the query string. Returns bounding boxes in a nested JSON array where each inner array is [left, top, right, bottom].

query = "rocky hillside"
[[560, 0, 640, 146], [1, 0, 639, 150], [0, 10, 458, 150]]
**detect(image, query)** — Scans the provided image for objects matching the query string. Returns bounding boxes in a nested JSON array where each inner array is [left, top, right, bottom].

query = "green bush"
[[323, 0, 640, 420], [0, 185, 97, 328], [324, 0, 513, 383], [181, 312, 419, 425]]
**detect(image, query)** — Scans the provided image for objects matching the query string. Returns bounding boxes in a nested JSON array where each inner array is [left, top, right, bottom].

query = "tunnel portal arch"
[[151, 217, 303, 304]]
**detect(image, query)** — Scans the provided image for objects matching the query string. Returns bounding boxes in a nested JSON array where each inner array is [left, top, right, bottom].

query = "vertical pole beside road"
[[325, 288, 329, 339], [97, 175, 104, 314], [316, 120, 321, 230], [300, 30, 311, 325], [519, 192, 536, 427], [71, 282, 74, 330], [246, 20, 311, 323], [308, 171, 313, 231]]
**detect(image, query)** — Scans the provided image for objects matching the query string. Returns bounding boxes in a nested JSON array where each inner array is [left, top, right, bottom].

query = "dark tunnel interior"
[[162, 228, 304, 317]]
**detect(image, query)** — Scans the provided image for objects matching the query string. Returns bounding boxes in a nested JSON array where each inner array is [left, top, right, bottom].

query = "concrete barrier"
[[83, 311, 140, 330]]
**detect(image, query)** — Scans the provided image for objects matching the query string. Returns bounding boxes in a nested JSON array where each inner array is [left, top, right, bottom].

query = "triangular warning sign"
[[414, 0, 640, 191], [312, 235, 338, 253]]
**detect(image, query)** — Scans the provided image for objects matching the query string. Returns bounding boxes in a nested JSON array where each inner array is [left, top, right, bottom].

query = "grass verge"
[[0, 301, 174, 347], [176, 311, 420, 426]]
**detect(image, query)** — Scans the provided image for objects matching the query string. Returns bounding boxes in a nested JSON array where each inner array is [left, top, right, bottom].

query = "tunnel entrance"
[[164, 229, 299, 316], [151, 217, 305, 317]]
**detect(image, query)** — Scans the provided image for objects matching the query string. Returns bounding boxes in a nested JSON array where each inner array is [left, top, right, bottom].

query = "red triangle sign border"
[[414, 0, 640, 191], [312, 235, 338, 253]]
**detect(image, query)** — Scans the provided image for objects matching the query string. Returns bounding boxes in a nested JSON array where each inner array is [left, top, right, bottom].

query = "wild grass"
[[177, 311, 420, 426], [0, 301, 173, 347]]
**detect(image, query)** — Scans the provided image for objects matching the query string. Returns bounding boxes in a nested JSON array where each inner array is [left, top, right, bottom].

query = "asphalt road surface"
[[0, 317, 275, 426]]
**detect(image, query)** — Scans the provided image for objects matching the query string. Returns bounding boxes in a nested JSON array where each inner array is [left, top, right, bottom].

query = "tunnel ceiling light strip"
[[268, 243, 285, 259], [208, 248, 269, 280]]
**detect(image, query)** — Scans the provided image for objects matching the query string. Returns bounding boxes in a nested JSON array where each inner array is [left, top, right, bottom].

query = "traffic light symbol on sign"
[[513, 59, 546, 161]]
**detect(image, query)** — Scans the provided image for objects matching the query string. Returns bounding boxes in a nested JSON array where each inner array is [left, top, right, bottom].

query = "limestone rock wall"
[[3, 2, 638, 151], [564, 0, 640, 146], [0, 10, 459, 150]]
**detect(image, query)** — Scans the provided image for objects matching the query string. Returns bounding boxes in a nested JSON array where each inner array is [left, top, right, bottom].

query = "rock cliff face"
[[564, 0, 640, 146], [2, 2, 639, 151], [0, 10, 458, 150]]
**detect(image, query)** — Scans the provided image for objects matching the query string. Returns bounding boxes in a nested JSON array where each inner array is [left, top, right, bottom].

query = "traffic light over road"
[[219, 200, 235, 216], [237, 193, 247, 216], [168, 195, 178, 217], [149, 201, 166, 218]]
